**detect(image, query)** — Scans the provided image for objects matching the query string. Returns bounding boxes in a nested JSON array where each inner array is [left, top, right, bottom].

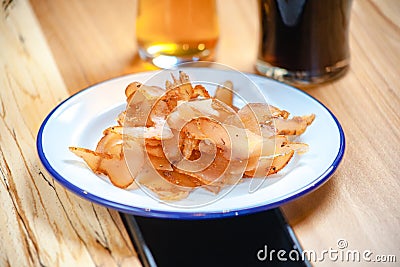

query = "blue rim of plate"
[[36, 72, 345, 220]]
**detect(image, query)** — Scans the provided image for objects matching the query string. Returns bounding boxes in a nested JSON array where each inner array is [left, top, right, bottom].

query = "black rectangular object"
[[121, 209, 309, 267]]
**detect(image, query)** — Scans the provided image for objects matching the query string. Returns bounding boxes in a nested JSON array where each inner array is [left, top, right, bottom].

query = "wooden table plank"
[[0, 1, 140, 266]]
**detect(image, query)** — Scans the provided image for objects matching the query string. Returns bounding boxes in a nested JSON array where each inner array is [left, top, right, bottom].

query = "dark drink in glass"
[[256, 0, 353, 86]]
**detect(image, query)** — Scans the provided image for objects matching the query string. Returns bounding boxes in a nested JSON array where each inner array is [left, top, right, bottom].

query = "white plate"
[[37, 68, 345, 219]]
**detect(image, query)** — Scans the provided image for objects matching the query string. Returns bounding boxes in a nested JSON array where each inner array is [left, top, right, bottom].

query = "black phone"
[[121, 209, 310, 267]]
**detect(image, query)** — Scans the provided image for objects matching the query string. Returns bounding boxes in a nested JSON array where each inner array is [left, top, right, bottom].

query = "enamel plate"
[[37, 68, 345, 219]]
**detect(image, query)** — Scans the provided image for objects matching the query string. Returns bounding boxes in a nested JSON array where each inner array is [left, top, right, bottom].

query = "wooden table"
[[1, 0, 399, 265]]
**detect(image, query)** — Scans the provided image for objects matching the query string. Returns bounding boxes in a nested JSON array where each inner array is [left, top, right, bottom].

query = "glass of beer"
[[136, 0, 219, 69], [256, 0, 353, 86]]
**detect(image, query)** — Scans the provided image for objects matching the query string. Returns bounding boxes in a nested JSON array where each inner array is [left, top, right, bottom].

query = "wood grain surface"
[[1, 0, 399, 266], [0, 1, 140, 266]]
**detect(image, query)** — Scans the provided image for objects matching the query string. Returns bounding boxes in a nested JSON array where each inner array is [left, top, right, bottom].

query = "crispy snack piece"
[[244, 150, 295, 178], [215, 81, 234, 108], [135, 162, 191, 201], [69, 147, 138, 189], [273, 114, 315, 135]]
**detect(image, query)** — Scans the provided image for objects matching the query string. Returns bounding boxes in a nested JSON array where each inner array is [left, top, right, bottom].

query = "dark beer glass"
[[256, 0, 353, 86]]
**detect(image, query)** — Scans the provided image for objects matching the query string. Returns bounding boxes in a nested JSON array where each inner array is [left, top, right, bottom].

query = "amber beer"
[[136, 0, 219, 68], [256, 0, 353, 85]]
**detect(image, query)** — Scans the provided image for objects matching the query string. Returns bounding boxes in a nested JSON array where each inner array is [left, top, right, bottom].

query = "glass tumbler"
[[136, 0, 219, 69], [256, 0, 353, 86]]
